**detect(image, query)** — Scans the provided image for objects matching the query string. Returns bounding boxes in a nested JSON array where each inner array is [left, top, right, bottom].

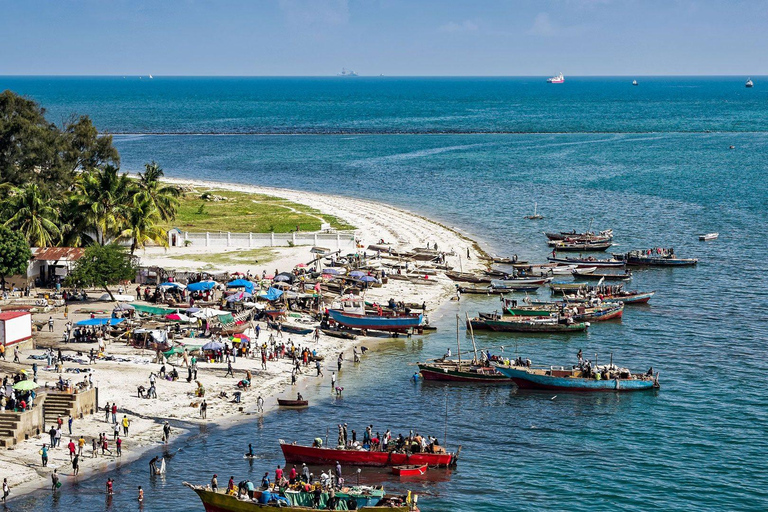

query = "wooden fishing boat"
[[549, 282, 588, 294], [220, 322, 250, 336], [494, 364, 659, 392], [444, 271, 492, 283], [267, 321, 314, 335], [545, 229, 613, 242], [470, 315, 589, 333], [699, 233, 719, 241], [490, 256, 525, 264], [185, 483, 418, 512], [491, 284, 540, 293], [321, 328, 357, 340], [392, 464, 428, 476], [549, 240, 613, 252], [561, 291, 655, 305], [547, 256, 625, 268], [277, 398, 309, 408], [573, 270, 632, 280], [279, 442, 456, 467], [328, 309, 422, 332], [457, 285, 502, 294], [417, 361, 513, 382], [612, 251, 698, 266], [490, 277, 551, 286], [524, 202, 544, 220]]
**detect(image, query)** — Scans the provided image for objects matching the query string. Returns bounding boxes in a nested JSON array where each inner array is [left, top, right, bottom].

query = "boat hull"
[[280, 443, 454, 467], [417, 363, 513, 383], [328, 309, 422, 332], [547, 257, 624, 268], [495, 367, 657, 392], [392, 464, 428, 477], [483, 319, 588, 333]]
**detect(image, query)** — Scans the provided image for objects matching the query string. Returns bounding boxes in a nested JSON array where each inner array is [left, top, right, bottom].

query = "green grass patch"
[[166, 247, 276, 266], [162, 189, 355, 233]]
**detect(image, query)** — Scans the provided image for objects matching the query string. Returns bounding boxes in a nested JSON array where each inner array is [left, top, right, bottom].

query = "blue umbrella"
[[201, 341, 224, 351], [185, 307, 200, 314], [322, 268, 341, 275], [349, 271, 365, 278], [187, 281, 216, 292], [360, 275, 377, 282], [76, 318, 125, 327]]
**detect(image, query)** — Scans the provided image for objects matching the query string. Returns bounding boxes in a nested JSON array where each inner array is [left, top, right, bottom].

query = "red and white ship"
[[547, 72, 564, 83]]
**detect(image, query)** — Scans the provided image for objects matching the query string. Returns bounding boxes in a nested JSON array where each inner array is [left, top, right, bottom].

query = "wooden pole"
[[466, 313, 479, 364], [456, 315, 461, 367]]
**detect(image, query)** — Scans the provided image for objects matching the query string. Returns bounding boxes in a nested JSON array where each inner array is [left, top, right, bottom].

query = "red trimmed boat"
[[417, 361, 513, 383], [392, 464, 428, 477], [279, 442, 456, 467]]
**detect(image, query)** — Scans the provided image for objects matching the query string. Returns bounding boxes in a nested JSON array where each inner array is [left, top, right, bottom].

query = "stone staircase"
[[0, 393, 47, 448], [43, 392, 78, 426]]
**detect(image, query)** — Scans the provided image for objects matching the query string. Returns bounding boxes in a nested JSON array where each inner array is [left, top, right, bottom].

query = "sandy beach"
[[0, 180, 486, 500]]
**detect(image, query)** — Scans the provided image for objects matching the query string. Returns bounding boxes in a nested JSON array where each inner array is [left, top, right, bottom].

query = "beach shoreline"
[[1, 179, 486, 501]]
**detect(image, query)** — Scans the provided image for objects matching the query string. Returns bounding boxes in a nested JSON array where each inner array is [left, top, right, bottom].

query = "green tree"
[[71, 165, 133, 245], [120, 196, 168, 254], [136, 161, 181, 221], [65, 244, 136, 301], [0, 183, 62, 247], [0, 226, 32, 290], [60, 115, 120, 175]]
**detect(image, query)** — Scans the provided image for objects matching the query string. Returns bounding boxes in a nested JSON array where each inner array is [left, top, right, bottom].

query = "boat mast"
[[456, 315, 461, 367], [465, 312, 479, 364]]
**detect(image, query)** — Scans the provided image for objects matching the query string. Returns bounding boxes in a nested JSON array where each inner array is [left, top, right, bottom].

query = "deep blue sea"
[[2, 77, 767, 511]]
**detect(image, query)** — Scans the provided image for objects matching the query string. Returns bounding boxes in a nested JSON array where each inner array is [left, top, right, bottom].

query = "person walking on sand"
[[104, 403, 110, 422], [116, 436, 122, 457], [72, 453, 80, 475], [111, 403, 117, 424], [200, 400, 207, 419], [13, 345, 20, 363], [3, 478, 10, 502], [68, 438, 76, 461], [113, 422, 120, 440], [92, 438, 98, 458], [122, 415, 130, 435], [41, 444, 49, 466], [316, 360, 323, 377], [102, 436, 112, 456], [68, 415, 73, 435], [257, 395, 264, 414], [225, 361, 234, 377], [78, 435, 85, 456], [48, 316, 54, 332], [162, 421, 171, 443]]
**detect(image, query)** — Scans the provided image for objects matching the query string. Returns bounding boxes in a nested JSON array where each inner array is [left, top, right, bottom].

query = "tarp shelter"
[[349, 271, 365, 278], [133, 328, 168, 344], [163, 344, 203, 358], [258, 288, 284, 301], [166, 313, 194, 323], [187, 281, 217, 292], [159, 282, 186, 290], [274, 272, 294, 283], [113, 303, 135, 312], [226, 279, 255, 294], [226, 291, 253, 302], [132, 304, 176, 316], [99, 293, 134, 301], [75, 318, 124, 326], [192, 308, 228, 319], [361, 275, 377, 282], [201, 341, 224, 351]]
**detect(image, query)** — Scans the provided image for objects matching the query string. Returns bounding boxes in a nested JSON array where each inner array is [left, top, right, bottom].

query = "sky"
[[1, 0, 766, 76]]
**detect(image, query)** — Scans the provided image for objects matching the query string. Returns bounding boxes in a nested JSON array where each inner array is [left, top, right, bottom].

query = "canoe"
[[699, 233, 719, 241], [547, 257, 625, 268], [328, 309, 423, 332], [457, 286, 511, 295], [279, 442, 456, 467], [564, 291, 655, 305], [474, 316, 589, 333], [278, 399, 309, 408], [417, 361, 513, 383], [267, 321, 314, 335], [545, 230, 613, 241], [184, 483, 416, 512], [392, 464, 428, 476], [444, 271, 492, 283], [321, 328, 357, 340], [612, 251, 698, 266], [494, 364, 659, 392]]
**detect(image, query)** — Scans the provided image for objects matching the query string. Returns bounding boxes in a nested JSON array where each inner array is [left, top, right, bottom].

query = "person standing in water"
[[138, 486, 144, 502]]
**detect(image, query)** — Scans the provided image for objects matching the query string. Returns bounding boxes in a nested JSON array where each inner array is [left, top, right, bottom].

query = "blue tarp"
[[259, 288, 284, 301], [187, 281, 217, 292], [75, 318, 125, 326], [227, 279, 254, 294]]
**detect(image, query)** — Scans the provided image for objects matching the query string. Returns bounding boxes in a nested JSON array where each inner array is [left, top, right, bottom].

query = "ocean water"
[[2, 77, 768, 511]]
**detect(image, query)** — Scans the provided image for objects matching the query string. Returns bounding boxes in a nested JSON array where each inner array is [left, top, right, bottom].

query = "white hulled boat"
[[547, 72, 564, 83]]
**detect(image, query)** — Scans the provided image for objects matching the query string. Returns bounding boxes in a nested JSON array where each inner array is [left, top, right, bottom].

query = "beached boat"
[[279, 442, 456, 467], [267, 321, 314, 335], [277, 398, 309, 408], [494, 363, 659, 392], [321, 328, 357, 340], [458, 285, 509, 295], [547, 256, 625, 268], [573, 270, 632, 280], [392, 464, 428, 477], [220, 323, 250, 336], [469, 315, 589, 333], [612, 250, 698, 266], [490, 277, 551, 286], [185, 483, 418, 512], [445, 271, 492, 283], [698, 233, 719, 241], [328, 295, 422, 333], [549, 240, 613, 252]]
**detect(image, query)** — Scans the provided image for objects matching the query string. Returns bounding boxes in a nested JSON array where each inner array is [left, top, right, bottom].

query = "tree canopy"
[[0, 226, 32, 288], [65, 244, 136, 300]]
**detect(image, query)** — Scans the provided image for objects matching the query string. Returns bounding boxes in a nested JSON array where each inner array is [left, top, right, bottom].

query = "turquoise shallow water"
[[2, 77, 767, 511]]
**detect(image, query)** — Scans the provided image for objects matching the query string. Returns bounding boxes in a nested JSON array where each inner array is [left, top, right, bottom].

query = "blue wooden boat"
[[612, 251, 697, 267], [328, 295, 422, 332], [494, 364, 659, 391]]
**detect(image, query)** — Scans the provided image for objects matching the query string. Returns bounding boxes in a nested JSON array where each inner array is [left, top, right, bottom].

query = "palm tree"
[[0, 183, 62, 247], [136, 162, 181, 222], [119, 197, 168, 254], [71, 166, 132, 245]]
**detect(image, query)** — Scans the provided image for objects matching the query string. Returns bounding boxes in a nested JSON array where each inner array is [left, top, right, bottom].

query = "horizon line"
[[0, 74, 763, 78]]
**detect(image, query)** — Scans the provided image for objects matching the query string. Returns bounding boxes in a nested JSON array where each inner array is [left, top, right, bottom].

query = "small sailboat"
[[524, 202, 544, 220], [632, 79, 638, 86], [745, 78, 754, 88], [149, 74, 154, 79]]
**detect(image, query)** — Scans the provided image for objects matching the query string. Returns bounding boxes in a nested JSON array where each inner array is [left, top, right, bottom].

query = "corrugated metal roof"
[[32, 247, 85, 262]]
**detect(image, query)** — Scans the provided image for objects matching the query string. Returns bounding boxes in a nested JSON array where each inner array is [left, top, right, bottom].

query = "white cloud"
[[527, 12, 586, 37], [279, 0, 350, 27], [439, 20, 479, 33]]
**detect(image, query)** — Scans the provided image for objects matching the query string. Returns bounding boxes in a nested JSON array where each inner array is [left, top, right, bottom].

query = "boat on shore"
[[185, 482, 418, 512], [698, 233, 719, 241], [547, 256, 625, 268], [279, 442, 457, 467], [320, 328, 357, 340], [494, 361, 659, 392], [445, 271, 492, 283], [267, 321, 315, 335], [612, 250, 698, 266], [458, 285, 534, 294]]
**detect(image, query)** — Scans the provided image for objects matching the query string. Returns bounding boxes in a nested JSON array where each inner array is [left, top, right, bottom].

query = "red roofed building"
[[0, 311, 32, 348]]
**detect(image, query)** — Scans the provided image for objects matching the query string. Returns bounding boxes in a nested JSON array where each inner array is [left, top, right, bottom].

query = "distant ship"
[[745, 78, 754, 88], [338, 68, 358, 77], [547, 72, 564, 84], [632, 79, 638, 86], [149, 74, 154, 79]]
